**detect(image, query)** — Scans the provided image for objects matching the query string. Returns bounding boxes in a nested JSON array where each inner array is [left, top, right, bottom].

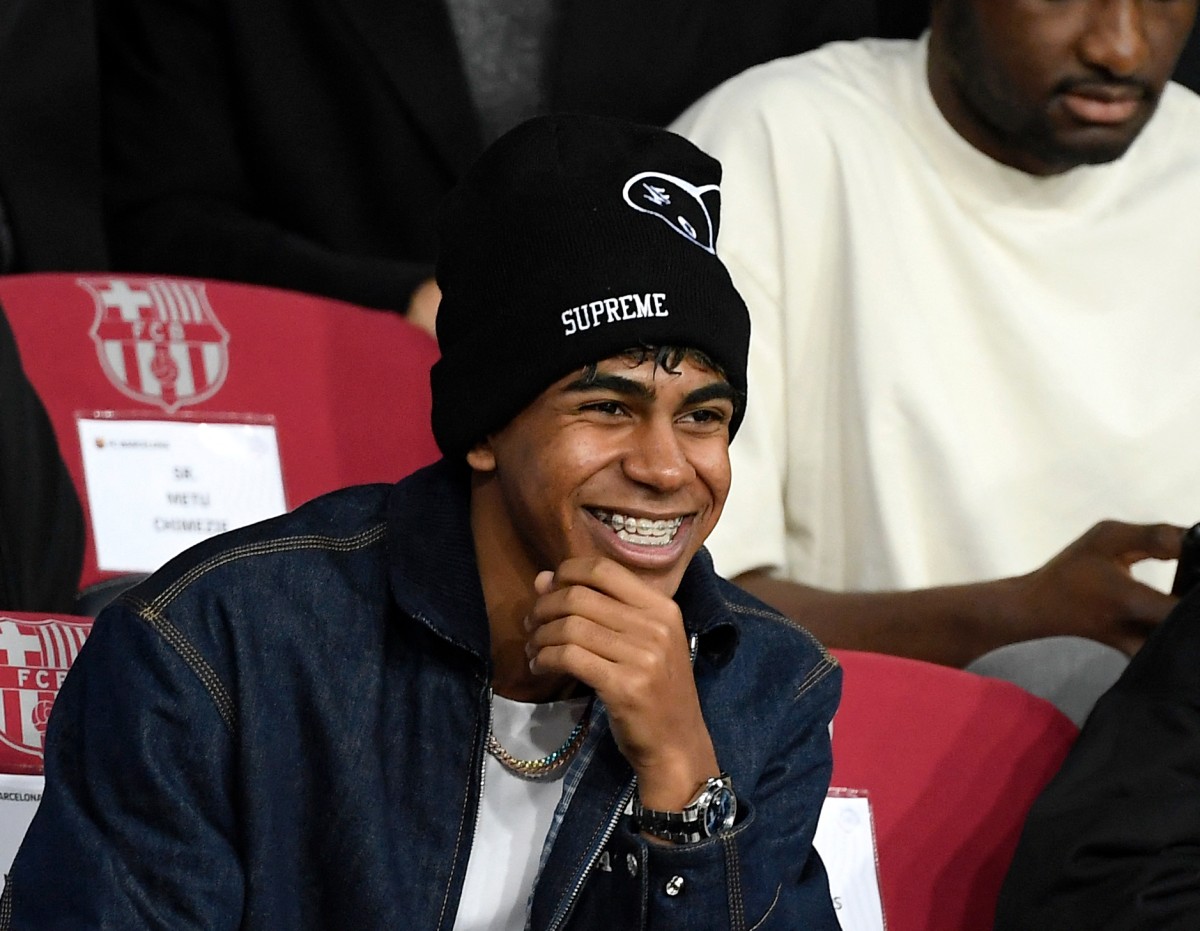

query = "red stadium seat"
[[0, 273, 441, 594], [829, 649, 1078, 931], [0, 611, 93, 775], [0, 611, 93, 874]]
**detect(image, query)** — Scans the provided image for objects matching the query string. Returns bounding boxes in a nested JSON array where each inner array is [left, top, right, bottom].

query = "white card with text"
[[0, 773, 43, 876], [78, 417, 286, 573], [814, 789, 886, 931]]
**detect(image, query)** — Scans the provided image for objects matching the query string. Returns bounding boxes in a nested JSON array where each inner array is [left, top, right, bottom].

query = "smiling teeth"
[[592, 510, 684, 547]]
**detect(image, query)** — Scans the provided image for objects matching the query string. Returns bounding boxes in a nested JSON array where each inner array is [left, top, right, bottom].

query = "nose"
[[1078, 0, 1151, 77], [621, 418, 695, 493]]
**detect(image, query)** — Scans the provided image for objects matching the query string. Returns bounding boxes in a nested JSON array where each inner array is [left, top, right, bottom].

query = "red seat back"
[[1, 273, 442, 591], [829, 649, 1078, 931], [0, 612, 94, 775]]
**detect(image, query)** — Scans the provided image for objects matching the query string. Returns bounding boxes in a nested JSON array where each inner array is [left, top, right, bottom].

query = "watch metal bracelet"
[[633, 773, 737, 844]]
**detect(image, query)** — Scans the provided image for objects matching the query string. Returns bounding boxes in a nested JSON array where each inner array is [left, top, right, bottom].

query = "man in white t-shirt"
[[672, 0, 1200, 702]]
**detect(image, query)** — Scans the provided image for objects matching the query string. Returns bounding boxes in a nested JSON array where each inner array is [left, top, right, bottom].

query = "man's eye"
[[581, 400, 626, 416], [682, 408, 728, 426]]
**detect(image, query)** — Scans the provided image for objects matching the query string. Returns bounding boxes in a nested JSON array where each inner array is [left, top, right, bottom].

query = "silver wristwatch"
[[633, 773, 737, 844]]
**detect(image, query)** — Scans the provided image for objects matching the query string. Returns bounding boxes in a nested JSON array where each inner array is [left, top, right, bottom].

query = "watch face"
[[703, 786, 737, 836]]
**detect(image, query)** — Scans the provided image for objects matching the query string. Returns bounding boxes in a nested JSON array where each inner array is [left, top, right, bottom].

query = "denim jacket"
[[4, 461, 840, 930]]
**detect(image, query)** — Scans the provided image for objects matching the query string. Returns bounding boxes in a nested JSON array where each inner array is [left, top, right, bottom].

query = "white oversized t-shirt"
[[674, 35, 1200, 594]]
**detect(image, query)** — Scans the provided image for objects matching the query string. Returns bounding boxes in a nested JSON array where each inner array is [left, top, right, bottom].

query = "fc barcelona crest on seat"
[[80, 276, 230, 413], [0, 616, 91, 769]]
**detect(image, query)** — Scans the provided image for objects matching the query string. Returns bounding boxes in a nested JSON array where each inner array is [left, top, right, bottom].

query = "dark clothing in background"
[[4, 0, 1189, 291], [0, 0, 107, 272], [995, 590, 1200, 930], [98, 0, 897, 315], [1178, 19, 1200, 93], [0, 197, 15, 275], [0, 302, 84, 612], [877, 2, 928, 41]]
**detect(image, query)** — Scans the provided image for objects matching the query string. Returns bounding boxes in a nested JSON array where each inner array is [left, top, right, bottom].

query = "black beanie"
[[430, 113, 750, 460]]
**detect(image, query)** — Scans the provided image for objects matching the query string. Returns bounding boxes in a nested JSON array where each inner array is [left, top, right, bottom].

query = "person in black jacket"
[[996, 581, 1200, 929], [0, 301, 84, 612], [96, 0, 923, 332]]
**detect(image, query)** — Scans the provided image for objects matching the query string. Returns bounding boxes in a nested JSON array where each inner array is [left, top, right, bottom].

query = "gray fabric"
[[445, 0, 560, 144], [966, 636, 1129, 728]]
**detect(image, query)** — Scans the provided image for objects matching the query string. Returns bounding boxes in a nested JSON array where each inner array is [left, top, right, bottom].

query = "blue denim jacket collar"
[[386, 460, 493, 667]]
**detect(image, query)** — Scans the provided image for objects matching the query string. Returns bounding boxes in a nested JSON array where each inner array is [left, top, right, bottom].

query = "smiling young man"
[[2, 114, 841, 930], [671, 0, 1200, 716]]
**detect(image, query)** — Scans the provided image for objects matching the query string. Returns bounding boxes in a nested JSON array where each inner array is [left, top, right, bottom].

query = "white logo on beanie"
[[561, 292, 668, 336], [622, 172, 718, 254]]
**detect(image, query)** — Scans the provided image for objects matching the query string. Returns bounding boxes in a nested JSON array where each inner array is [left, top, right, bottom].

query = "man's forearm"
[[734, 521, 1184, 667], [735, 570, 1020, 667]]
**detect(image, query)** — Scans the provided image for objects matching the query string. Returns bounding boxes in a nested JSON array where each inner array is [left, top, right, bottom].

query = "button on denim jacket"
[[4, 461, 841, 930]]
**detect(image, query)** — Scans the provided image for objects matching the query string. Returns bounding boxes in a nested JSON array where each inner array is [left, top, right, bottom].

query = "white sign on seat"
[[78, 416, 286, 573], [0, 774, 43, 876], [814, 789, 885, 931]]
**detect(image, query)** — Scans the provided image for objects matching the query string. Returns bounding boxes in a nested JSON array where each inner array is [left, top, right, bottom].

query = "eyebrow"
[[683, 382, 737, 407], [561, 373, 735, 407]]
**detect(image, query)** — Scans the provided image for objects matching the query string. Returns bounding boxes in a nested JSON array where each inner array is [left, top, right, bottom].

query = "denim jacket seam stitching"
[[720, 598, 840, 698], [122, 593, 239, 737], [111, 524, 387, 737], [147, 523, 388, 612], [639, 845, 649, 926], [722, 598, 836, 665], [723, 832, 746, 930], [794, 657, 839, 699]]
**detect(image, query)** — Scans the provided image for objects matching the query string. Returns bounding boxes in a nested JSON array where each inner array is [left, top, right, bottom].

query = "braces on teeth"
[[592, 510, 684, 547]]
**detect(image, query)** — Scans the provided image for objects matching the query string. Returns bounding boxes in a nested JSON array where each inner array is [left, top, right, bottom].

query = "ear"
[[466, 438, 497, 473]]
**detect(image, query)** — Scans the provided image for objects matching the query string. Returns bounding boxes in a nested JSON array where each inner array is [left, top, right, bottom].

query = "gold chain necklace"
[[485, 694, 594, 781]]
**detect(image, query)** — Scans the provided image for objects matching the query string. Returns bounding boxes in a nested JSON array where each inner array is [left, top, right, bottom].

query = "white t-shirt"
[[674, 36, 1200, 594], [453, 694, 591, 931]]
